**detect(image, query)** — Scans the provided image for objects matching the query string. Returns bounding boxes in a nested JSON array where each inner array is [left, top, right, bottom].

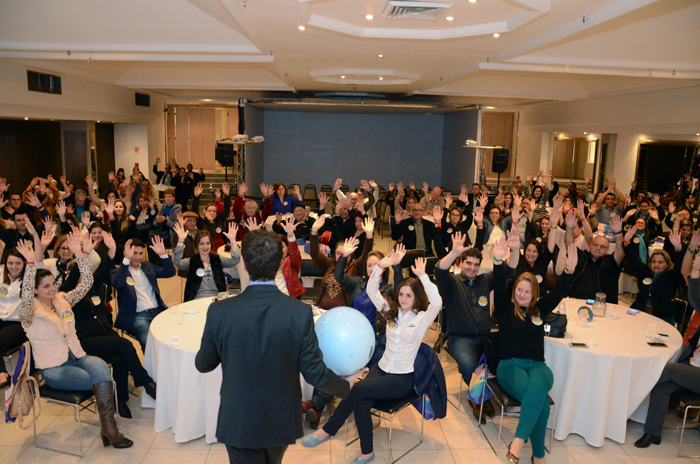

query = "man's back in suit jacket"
[[195, 284, 349, 449]]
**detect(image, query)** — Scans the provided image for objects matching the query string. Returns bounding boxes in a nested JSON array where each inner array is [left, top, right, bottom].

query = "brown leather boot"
[[93, 381, 134, 448], [482, 399, 495, 417], [468, 400, 486, 424]]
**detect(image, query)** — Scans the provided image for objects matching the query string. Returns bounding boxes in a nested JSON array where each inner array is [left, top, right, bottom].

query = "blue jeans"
[[41, 352, 113, 391], [447, 335, 483, 383], [129, 310, 157, 351]]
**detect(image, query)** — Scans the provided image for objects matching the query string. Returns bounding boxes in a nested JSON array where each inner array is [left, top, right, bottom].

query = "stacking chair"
[[478, 370, 556, 457], [303, 184, 317, 209], [670, 389, 700, 457], [673, 298, 692, 335], [339, 184, 350, 194], [33, 385, 98, 457]]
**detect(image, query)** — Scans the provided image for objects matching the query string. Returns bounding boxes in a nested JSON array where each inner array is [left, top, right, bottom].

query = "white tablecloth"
[[141, 297, 222, 443], [142, 297, 321, 443], [544, 298, 683, 446]]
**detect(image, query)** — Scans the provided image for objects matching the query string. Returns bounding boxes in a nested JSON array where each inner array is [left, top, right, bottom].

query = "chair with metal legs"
[[670, 389, 700, 458], [344, 392, 425, 464]]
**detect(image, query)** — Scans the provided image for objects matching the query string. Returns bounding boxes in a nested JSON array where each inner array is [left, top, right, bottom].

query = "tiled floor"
[[2, 235, 698, 463]]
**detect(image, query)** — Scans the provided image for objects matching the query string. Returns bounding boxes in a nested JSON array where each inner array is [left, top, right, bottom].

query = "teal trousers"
[[496, 358, 553, 458]]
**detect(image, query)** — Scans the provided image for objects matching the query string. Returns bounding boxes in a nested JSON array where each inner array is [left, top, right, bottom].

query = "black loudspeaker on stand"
[[492, 148, 510, 187]]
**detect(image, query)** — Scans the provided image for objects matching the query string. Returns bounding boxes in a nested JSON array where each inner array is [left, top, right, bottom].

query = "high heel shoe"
[[506, 442, 520, 464]]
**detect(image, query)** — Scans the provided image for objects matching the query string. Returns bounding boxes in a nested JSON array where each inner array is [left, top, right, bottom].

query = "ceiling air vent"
[[135, 93, 150, 107], [382, 1, 452, 20]]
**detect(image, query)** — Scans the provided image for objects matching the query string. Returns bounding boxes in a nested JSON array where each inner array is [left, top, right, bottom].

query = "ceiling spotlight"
[[697, 133, 700, 136], [493, 33, 500, 38], [24, 117, 28, 120], [485, 106, 495, 109], [378, 54, 384, 59], [298, 25, 305, 31], [584, 132, 587, 135], [379, 77, 384, 80], [469, 0, 477, 3], [446, 16, 454, 21], [97, 120, 100, 123], [341, 75, 346, 79], [365, 14, 373, 20]]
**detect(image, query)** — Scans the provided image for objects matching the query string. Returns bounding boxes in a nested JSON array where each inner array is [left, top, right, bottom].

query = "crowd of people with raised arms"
[[1, 161, 699, 464]]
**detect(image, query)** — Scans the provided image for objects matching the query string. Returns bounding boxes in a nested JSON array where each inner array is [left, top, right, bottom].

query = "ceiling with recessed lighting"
[[0, 0, 698, 108]]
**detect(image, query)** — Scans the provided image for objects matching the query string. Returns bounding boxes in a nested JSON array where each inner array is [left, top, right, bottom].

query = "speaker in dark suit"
[[492, 148, 510, 173], [195, 230, 351, 464]]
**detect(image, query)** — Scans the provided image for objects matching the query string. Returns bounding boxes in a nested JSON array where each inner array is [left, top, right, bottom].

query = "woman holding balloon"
[[301, 245, 442, 464]]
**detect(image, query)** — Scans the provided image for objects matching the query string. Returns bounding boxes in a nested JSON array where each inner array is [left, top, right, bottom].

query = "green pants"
[[496, 358, 554, 458]]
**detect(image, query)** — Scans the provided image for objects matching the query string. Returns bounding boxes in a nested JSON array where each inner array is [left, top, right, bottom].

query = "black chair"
[[670, 388, 700, 458], [33, 385, 97, 457], [400, 249, 425, 269], [478, 371, 556, 457], [344, 389, 425, 464], [339, 184, 350, 194], [673, 298, 692, 335], [300, 278, 323, 303]]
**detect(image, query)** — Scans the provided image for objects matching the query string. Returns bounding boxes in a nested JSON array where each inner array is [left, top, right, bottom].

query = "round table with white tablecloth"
[[543, 298, 683, 447], [141, 297, 325, 443]]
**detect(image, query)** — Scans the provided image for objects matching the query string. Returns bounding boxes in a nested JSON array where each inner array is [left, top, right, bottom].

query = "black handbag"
[[543, 312, 567, 338]]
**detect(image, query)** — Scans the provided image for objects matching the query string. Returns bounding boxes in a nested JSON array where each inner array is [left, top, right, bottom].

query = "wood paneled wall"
[[166, 106, 232, 171], [482, 112, 516, 178]]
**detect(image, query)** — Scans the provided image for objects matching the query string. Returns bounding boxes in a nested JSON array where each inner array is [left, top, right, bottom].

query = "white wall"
[[114, 124, 149, 174], [515, 84, 700, 185]]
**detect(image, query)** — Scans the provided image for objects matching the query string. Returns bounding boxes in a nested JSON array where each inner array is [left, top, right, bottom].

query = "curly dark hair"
[[379, 277, 429, 325]]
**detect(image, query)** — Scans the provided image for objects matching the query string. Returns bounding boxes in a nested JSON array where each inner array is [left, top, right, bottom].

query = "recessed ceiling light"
[[584, 132, 587, 135], [365, 14, 373, 20], [469, 0, 477, 3], [24, 117, 28, 120], [341, 75, 346, 79], [493, 33, 500, 38], [97, 120, 100, 123], [485, 106, 495, 109], [378, 54, 384, 59], [379, 77, 384, 80], [446, 16, 454, 21], [298, 25, 306, 31], [697, 133, 700, 136]]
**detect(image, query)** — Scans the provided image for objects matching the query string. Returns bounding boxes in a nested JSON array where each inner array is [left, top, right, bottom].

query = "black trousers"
[[323, 367, 413, 455], [225, 445, 287, 464], [0, 320, 27, 376], [80, 332, 153, 403]]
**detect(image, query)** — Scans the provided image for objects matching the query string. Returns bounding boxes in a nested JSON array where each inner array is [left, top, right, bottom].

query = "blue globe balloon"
[[315, 307, 375, 376]]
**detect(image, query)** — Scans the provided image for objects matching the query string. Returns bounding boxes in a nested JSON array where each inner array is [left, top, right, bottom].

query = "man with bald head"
[[420, 182, 445, 215], [564, 214, 625, 304]]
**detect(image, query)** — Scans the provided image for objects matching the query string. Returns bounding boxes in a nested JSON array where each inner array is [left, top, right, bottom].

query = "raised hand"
[[506, 225, 520, 250], [245, 217, 261, 231], [362, 217, 375, 237], [610, 214, 623, 234], [25, 192, 41, 208], [148, 196, 156, 210], [66, 232, 84, 257], [16, 239, 35, 262], [40, 228, 55, 251], [150, 235, 166, 256], [473, 205, 484, 225], [173, 222, 188, 242], [565, 209, 577, 230], [392, 243, 407, 266], [492, 236, 508, 261], [238, 182, 248, 197], [421, 181, 429, 195], [333, 178, 343, 191], [104, 198, 115, 217], [0, 177, 9, 194], [552, 194, 564, 213], [433, 205, 444, 223], [669, 202, 676, 214], [444, 194, 453, 209], [293, 185, 302, 198], [0, 195, 7, 210], [564, 243, 579, 272], [369, 180, 378, 190], [478, 193, 488, 207], [280, 217, 299, 236], [360, 180, 370, 192], [397, 182, 404, 193], [341, 237, 359, 257], [176, 211, 185, 227], [411, 257, 427, 277], [81, 211, 92, 227], [221, 182, 231, 197], [529, 198, 537, 212], [194, 183, 203, 197], [395, 208, 403, 225], [649, 209, 659, 220], [409, 182, 416, 190], [588, 202, 598, 215], [85, 174, 93, 188], [42, 217, 55, 235], [669, 228, 682, 251], [576, 199, 586, 219], [101, 231, 116, 253], [626, 195, 632, 206], [259, 182, 268, 197], [24, 217, 37, 237], [312, 215, 326, 232], [107, 171, 114, 183], [451, 231, 469, 254], [318, 191, 328, 209], [691, 230, 700, 251], [388, 183, 395, 191], [81, 229, 95, 254], [624, 225, 638, 243]]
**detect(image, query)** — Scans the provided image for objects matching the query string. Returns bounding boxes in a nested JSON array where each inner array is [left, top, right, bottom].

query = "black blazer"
[[195, 284, 350, 449], [391, 218, 446, 258]]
